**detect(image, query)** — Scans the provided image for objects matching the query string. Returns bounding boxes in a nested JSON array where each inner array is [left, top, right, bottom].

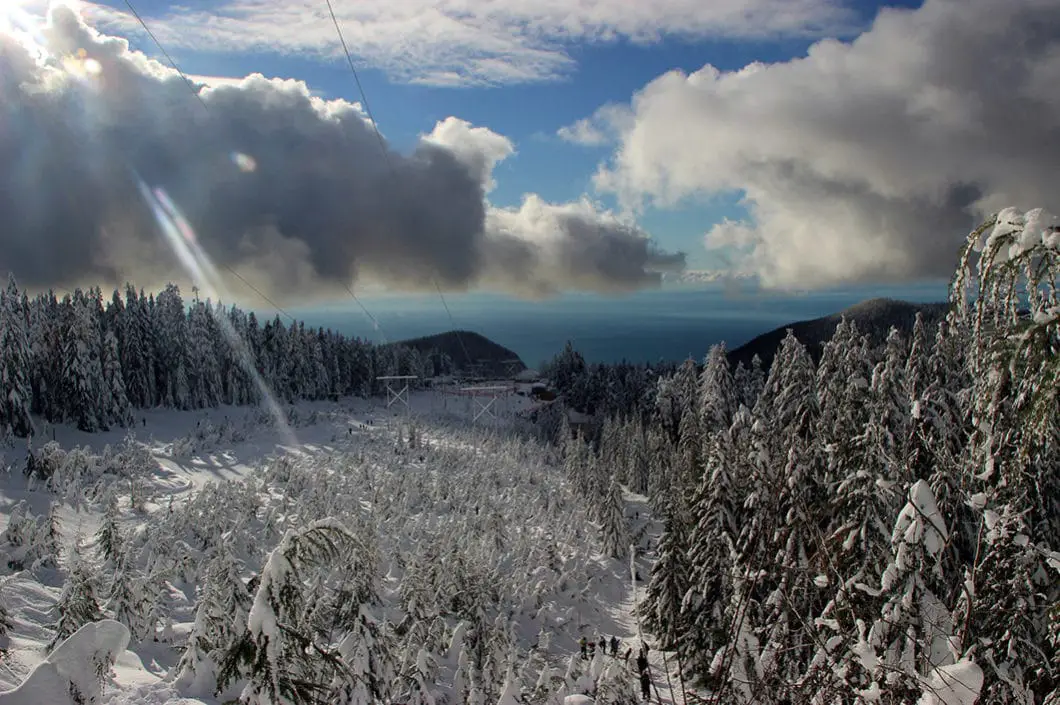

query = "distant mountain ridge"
[[389, 330, 526, 377], [728, 297, 950, 371]]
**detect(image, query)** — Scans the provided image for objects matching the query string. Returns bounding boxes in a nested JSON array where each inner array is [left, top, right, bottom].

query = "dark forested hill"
[[389, 330, 525, 378], [728, 297, 950, 370]]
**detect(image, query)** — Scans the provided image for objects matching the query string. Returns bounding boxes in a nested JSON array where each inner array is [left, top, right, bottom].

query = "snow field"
[[0, 392, 680, 704]]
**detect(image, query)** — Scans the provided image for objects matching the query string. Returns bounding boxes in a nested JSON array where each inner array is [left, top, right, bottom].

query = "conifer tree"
[[102, 329, 133, 427], [866, 326, 909, 468], [28, 293, 60, 419], [60, 294, 105, 432], [0, 276, 34, 437], [33, 501, 62, 569], [222, 520, 370, 705], [599, 474, 628, 559], [185, 542, 254, 695], [699, 343, 737, 434], [96, 492, 124, 568], [122, 285, 155, 408], [108, 557, 146, 642], [949, 210, 1060, 701], [49, 544, 103, 651], [642, 496, 690, 650], [869, 480, 953, 700]]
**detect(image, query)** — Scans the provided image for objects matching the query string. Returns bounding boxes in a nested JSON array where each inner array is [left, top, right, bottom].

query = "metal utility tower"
[[461, 385, 513, 423], [377, 375, 418, 411]]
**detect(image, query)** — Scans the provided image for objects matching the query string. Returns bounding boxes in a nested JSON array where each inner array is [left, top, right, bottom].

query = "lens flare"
[[62, 52, 104, 82], [231, 152, 257, 173], [135, 177, 298, 449]]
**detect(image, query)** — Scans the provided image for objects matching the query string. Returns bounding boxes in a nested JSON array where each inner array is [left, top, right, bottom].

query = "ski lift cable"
[[122, 0, 390, 341], [324, 0, 474, 371], [122, 0, 209, 115], [342, 282, 389, 344], [220, 265, 297, 325]]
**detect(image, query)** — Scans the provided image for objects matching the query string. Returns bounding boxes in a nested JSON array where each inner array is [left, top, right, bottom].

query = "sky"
[[1, 0, 1057, 306]]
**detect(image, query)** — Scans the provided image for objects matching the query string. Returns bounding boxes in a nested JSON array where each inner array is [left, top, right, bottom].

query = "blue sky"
[[45, 0, 926, 271]]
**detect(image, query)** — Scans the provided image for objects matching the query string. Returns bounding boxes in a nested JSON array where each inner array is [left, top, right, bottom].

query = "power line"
[[324, 0, 393, 177], [433, 280, 472, 367], [323, 0, 474, 371], [121, 0, 209, 115], [343, 282, 388, 343], [221, 265, 296, 324]]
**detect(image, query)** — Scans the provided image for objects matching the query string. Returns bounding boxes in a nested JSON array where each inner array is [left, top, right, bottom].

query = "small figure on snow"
[[609, 636, 619, 656], [623, 647, 632, 664], [598, 637, 606, 654], [579, 636, 588, 659], [636, 648, 650, 701]]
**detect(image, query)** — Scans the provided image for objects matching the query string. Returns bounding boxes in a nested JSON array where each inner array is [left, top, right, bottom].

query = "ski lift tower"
[[376, 375, 418, 412], [377, 374, 418, 443], [461, 385, 513, 423]]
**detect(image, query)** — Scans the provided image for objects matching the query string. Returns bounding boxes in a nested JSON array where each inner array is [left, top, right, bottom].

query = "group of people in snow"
[[578, 635, 622, 660], [578, 636, 653, 699]]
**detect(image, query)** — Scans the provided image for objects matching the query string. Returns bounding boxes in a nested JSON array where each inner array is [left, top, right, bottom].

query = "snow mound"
[[564, 695, 595, 705], [917, 659, 984, 705], [0, 619, 131, 705]]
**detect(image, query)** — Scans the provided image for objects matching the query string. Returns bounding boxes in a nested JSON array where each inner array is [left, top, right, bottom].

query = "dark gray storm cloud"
[[0, 6, 683, 301]]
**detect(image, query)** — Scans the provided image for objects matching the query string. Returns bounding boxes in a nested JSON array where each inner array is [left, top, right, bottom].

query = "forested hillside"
[[389, 330, 525, 377], [0, 283, 453, 436], [546, 210, 1059, 704], [727, 297, 950, 371]]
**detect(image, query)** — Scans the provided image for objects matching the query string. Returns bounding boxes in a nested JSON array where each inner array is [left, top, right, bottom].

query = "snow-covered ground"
[[0, 390, 688, 704]]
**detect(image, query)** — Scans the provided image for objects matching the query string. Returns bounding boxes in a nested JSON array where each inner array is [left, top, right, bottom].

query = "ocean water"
[[292, 281, 950, 369]]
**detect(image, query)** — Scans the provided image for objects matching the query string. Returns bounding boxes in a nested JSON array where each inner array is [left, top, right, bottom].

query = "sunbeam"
[[10, 6, 291, 450], [136, 177, 300, 450]]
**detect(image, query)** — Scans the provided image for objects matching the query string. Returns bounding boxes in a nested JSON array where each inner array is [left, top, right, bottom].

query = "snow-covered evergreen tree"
[[107, 557, 146, 642], [0, 276, 34, 437], [59, 293, 108, 432], [641, 496, 690, 650], [32, 501, 62, 569], [869, 480, 953, 700], [102, 329, 133, 428], [49, 543, 103, 651], [599, 474, 628, 559], [699, 342, 737, 434], [222, 520, 376, 705]]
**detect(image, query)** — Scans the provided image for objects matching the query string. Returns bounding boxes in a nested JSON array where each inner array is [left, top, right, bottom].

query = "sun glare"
[[2, 3, 51, 64]]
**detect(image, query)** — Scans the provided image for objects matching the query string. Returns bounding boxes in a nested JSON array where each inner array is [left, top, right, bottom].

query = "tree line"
[[0, 281, 455, 436]]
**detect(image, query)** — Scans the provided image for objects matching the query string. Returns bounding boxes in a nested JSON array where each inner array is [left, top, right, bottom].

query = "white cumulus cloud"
[[422, 117, 515, 193], [57, 0, 856, 86], [556, 104, 631, 147], [590, 0, 1060, 289]]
